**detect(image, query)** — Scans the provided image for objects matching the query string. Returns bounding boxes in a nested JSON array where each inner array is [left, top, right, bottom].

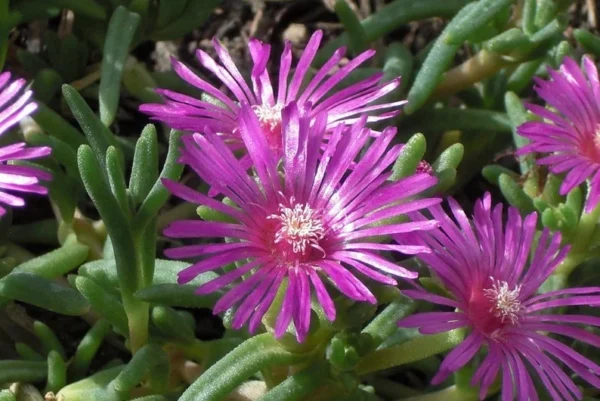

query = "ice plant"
[[162, 102, 439, 342], [140, 30, 404, 155], [517, 56, 600, 212], [0, 72, 51, 215], [397, 194, 600, 401]]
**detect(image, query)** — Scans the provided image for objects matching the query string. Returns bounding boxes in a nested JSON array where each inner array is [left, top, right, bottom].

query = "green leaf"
[[46, 350, 67, 393], [15, 343, 44, 361], [79, 258, 191, 288], [178, 334, 304, 401], [391, 133, 426, 180], [112, 344, 169, 395], [106, 146, 130, 217], [507, 58, 544, 94], [334, 0, 368, 55], [356, 329, 465, 375], [534, 0, 561, 29], [32, 103, 86, 150], [70, 320, 112, 380], [31, 69, 63, 103], [402, 108, 512, 133], [26, 132, 79, 181], [99, 6, 141, 126], [0, 360, 47, 384], [404, 2, 477, 114], [57, 33, 81, 82], [151, 0, 220, 41], [361, 297, 416, 348], [484, 28, 530, 54], [0, 272, 90, 315], [314, 0, 472, 66], [156, 0, 187, 28], [151, 306, 196, 344], [17, 49, 50, 76], [498, 173, 535, 213], [432, 143, 463, 172], [383, 42, 413, 93], [78, 145, 137, 292], [135, 282, 220, 309], [130, 125, 159, 205], [522, 0, 537, 35], [258, 363, 329, 401], [444, 0, 515, 45], [505, 91, 533, 174], [15, 239, 88, 279], [74, 275, 128, 335], [482, 164, 519, 186], [34, 320, 66, 358], [122, 57, 162, 103], [64, 85, 119, 172], [574, 29, 600, 56], [133, 130, 184, 234], [57, 365, 123, 401]]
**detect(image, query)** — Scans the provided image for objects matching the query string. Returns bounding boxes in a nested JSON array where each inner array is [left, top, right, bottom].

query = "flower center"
[[467, 278, 522, 338], [268, 203, 325, 255], [483, 280, 522, 325], [252, 104, 283, 152]]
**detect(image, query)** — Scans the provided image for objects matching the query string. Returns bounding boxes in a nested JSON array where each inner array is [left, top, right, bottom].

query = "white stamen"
[[252, 104, 283, 131], [483, 279, 522, 325], [268, 203, 325, 254]]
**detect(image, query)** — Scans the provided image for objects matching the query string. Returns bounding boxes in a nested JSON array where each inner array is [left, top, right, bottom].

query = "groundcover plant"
[[3, 0, 600, 400]]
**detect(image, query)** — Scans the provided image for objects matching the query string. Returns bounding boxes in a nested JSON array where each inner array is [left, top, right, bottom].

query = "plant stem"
[[356, 329, 464, 375], [432, 50, 512, 98], [122, 294, 149, 354]]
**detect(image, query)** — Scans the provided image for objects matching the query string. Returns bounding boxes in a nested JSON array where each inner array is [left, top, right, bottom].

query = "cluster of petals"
[[140, 30, 404, 156], [162, 102, 439, 342], [0, 72, 51, 215], [517, 56, 600, 212], [397, 193, 600, 401]]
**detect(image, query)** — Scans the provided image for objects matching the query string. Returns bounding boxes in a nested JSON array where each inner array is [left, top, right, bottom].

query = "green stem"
[[399, 385, 477, 401], [356, 329, 464, 375], [122, 294, 149, 354], [178, 334, 306, 401]]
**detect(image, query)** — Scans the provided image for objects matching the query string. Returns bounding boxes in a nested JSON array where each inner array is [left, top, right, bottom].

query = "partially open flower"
[[517, 56, 600, 212], [397, 194, 600, 401], [0, 72, 51, 215], [140, 30, 404, 156], [163, 102, 439, 342]]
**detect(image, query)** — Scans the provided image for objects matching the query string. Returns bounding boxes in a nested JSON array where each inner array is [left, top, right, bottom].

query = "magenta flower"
[[397, 194, 600, 401], [140, 30, 404, 156], [517, 56, 600, 212], [163, 102, 439, 342], [0, 72, 51, 215]]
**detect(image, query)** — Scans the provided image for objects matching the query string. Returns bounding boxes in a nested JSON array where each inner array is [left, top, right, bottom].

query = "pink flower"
[[163, 102, 439, 342], [140, 30, 404, 156], [517, 56, 600, 212], [397, 194, 600, 401], [0, 72, 51, 215]]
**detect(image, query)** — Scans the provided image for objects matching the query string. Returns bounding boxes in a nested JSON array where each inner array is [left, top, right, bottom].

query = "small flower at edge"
[[397, 193, 600, 401], [0, 72, 52, 216]]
